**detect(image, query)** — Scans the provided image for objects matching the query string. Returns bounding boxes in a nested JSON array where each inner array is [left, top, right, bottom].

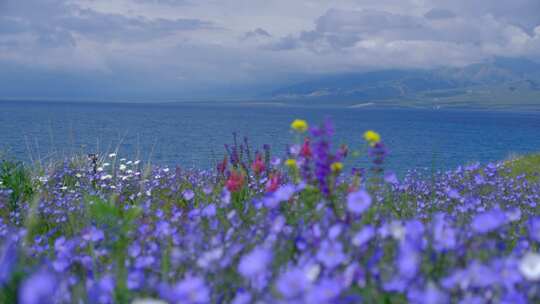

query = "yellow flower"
[[330, 162, 343, 172], [290, 119, 308, 133], [363, 130, 381, 146], [285, 159, 297, 168]]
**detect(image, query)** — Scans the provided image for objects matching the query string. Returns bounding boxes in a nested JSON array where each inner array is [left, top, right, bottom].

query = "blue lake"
[[1, 100, 540, 175]]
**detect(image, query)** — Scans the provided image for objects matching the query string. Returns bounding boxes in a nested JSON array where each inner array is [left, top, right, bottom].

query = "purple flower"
[[182, 189, 195, 201], [127, 270, 144, 290], [432, 213, 456, 251], [407, 283, 449, 304], [0, 238, 17, 285], [276, 268, 310, 299], [471, 209, 507, 234], [316, 240, 346, 269], [347, 189, 372, 215], [19, 270, 57, 304], [231, 291, 252, 304], [398, 241, 420, 280], [446, 188, 460, 199], [352, 225, 375, 247], [162, 276, 210, 304], [52, 257, 70, 272], [238, 247, 272, 280], [82, 226, 105, 243], [88, 275, 115, 304], [202, 204, 216, 217], [304, 278, 342, 303], [129, 243, 142, 258], [384, 172, 398, 184], [263, 184, 296, 209], [529, 217, 540, 242], [501, 291, 527, 304]]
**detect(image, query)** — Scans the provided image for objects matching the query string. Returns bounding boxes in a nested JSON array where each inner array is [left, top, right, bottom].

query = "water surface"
[[2, 101, 540, 175]]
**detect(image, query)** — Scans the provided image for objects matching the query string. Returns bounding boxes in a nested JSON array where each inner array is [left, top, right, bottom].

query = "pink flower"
[[251, 153, 266, 175], [226, 170, 245, 193]]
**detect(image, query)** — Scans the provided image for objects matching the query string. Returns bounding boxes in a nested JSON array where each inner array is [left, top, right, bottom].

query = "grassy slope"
[[504, 153, 540, 181]]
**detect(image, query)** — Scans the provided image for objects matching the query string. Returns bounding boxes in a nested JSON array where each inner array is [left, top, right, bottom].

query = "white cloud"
[[0, 0, 539, 99]]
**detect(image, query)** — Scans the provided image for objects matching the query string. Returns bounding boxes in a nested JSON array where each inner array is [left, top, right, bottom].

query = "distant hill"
[[269, 57, 540, 110]]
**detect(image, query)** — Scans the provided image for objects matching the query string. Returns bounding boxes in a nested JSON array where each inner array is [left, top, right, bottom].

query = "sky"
[[1, 0, 540, 101]]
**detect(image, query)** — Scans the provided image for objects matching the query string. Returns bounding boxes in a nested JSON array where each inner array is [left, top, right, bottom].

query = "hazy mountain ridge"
[[270, 58, 540, 109]]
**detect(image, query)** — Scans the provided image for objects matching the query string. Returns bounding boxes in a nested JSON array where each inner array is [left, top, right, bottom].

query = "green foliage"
[[0, 159, 34, 213], [0, 270, 25, 303], [504, 154, 540, 182], [85, 194, 142, 303]]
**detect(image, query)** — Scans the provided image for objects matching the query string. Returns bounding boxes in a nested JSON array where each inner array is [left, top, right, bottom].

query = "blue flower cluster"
[[0, 121, 540, 303]]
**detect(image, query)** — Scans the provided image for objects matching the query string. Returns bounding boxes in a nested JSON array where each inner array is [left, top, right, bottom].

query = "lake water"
[[1, 100, 540, 175]]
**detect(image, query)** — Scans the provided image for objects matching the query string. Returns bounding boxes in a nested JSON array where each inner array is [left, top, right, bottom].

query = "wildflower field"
[[1, 119, 540, 304]]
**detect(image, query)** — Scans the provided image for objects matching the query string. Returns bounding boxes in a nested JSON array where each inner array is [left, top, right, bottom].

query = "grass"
[[504, 153, 540, 181]]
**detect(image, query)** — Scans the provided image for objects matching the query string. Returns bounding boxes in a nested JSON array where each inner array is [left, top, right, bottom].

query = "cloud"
[[0, 0, 214, 46], [265, 4, 540, 69], [243, 28, 272, 41], [0, 0, 539, 100], [424, 9, 456, 20], [59, 9, 215, 42]]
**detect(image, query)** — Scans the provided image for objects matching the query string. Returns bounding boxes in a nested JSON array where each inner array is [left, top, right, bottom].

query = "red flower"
[[217, 156, 228, 175], [226, 170, 245, 193], [265, 173, 281, 193], [251, 153, 266, 175], [300, 138, 312, 158]]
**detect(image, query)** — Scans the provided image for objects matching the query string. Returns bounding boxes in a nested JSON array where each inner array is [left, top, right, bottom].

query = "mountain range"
[[268, 57, 540, 110]]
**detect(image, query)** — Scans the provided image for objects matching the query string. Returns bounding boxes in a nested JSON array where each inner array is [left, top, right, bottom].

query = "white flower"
[[126, 161, 133, 165], [197, 247, 224, 268], [97, 167, 104, 172], [145, 190, 152, 196], [100, 174, 113, 180], [390, 221, 405, 240], [119, 164, 127, 171], [163, 168, 170, 173], [134, 160, 141, 165], [305, 264, 321, 282], [103, 162, 110, 167], [120, 158, 126, 162], [75, 173, 82, 178], [108, 153, 116, 158], [39, 176, 48, 183], [519, 252, 540, 281]]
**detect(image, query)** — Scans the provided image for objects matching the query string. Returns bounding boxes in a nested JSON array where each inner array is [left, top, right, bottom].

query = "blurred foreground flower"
[[519, 252, 540, 281]]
